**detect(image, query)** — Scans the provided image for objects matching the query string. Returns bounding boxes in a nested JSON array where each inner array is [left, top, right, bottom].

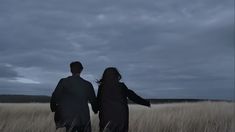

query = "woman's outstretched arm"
[[122, 83, 151, 107]]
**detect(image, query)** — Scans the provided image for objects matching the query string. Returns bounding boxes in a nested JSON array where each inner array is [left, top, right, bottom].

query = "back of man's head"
[[70, 61, 83, 75]]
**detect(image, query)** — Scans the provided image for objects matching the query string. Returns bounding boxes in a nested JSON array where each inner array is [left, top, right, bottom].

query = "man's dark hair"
[[70, 61, 83, 74]]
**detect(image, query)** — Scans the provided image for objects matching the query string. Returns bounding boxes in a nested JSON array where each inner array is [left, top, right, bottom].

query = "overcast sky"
[[0, 0, 234, 100]]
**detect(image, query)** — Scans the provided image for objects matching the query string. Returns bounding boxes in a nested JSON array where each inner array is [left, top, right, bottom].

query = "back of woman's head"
[[97, 67, 122, 85]]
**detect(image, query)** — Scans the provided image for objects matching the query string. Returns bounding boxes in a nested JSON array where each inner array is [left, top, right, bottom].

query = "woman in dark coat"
[[97, 67, 151, 132]]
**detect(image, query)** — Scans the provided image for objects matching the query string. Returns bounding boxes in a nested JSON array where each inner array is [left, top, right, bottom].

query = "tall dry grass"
[[0, 102, 234, 132]]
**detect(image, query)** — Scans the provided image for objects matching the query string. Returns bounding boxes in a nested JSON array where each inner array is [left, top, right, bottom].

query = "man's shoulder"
[[60, 76, 93, 87], [65, 76, 72, 79], [119, 82, 128, 89], [119, 82, 125, 86], [58, 77, 66, 82], [58, 76, 72, 83], [60, 76, 71, 80], [80, 77, 92, 85]]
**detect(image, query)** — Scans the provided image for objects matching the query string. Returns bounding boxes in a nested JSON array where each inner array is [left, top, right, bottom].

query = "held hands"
[[147, 102, 151, 108], [93, 109, 98, 114], [92, 103, 99, 114], [146, 100, 151, 108], [50, 103, 58, 112]]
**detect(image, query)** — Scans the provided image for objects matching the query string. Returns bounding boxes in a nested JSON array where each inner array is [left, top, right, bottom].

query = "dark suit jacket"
[[50, 75, 97, 129]]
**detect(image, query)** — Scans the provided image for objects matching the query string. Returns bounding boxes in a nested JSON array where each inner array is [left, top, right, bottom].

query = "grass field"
[[0, 102, 234, 132]]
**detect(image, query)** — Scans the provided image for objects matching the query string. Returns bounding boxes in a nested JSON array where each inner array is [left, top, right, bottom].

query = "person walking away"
[[50, 61, 98, 132], [97, 67, 150, 132]]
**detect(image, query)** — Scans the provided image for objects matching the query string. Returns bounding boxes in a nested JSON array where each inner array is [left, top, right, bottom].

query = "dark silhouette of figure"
[[50, 61, 98, 132], [97, 67, 150, 132]]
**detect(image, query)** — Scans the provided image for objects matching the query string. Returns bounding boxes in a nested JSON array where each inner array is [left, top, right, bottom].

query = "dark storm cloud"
[[0, 64, 20, 79], [0, 79, 53, 95], [0, 0, 233, 100]]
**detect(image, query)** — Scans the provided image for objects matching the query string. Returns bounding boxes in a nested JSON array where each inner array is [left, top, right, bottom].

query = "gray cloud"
[[0, 0, 234, 100], [0, 64, 20, 79]]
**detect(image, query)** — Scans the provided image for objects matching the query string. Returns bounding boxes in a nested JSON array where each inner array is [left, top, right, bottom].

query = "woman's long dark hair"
[[97, 67, 122, 86]]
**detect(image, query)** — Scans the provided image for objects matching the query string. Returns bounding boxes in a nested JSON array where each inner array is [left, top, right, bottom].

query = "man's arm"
[[88, 83, 98, 114], [50, 79, 64, 112], [122, 83, 151, 107], [96, 85, 102, 111]]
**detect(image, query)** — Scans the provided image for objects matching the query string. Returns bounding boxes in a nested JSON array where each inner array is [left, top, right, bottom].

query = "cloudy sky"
[[0, 0, 234, 100]]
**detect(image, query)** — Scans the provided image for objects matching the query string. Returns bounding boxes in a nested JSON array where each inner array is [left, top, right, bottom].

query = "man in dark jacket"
[[50, 61, 98, 132]]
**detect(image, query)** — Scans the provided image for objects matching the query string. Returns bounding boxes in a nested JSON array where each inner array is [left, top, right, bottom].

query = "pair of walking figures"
[[50, 61, 151, 132]]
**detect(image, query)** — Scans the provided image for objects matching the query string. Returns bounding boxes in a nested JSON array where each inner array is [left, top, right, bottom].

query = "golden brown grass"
[[0, 102, 234, 132]]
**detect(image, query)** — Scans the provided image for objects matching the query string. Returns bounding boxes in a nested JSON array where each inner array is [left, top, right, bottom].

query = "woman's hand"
[[145, 100, 151, 108]]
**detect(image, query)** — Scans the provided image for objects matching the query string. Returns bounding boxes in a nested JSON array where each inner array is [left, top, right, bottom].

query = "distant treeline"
[[0, 95, 50, 103], [139, 99, 228, 104], [0, 95, 231, 103]]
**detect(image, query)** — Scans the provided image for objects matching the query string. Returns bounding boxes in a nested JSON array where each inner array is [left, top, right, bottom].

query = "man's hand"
[[94, 110, 98, 114], [147, 101, 151, 108], [50, 103, 58, 112]]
